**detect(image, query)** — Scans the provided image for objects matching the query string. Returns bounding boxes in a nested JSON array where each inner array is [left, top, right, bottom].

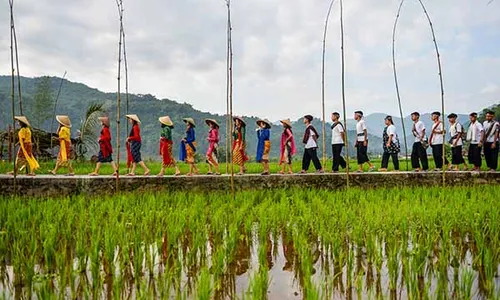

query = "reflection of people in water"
[[266, 234, 275, 269], [282, 229, 296, 272], [233, 233, 251, 276]]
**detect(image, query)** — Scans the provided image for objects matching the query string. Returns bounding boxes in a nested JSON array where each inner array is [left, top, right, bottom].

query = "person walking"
[[447, 113, 468, 171], [205, 119, 221, 175], [232, 116, 249, 175], [89, 116, 118, 176], [179, 118, 199, 176], [300, 115, 323, 174], [429, 112, 449, 171], [125, 114, 150, 176], [379, 116, 400, 171], [482, 110, 499, 172], [50, 115, 75, 176], [279, 119, 296, 174], [467, 112, 484, 172], [256, 119, 272, 175], [158, 116, 181, 177], [7, 116, 39, 176], [330, 112, 347, 173], [410, 112, 429, 172], [354, 111, 375, 172]]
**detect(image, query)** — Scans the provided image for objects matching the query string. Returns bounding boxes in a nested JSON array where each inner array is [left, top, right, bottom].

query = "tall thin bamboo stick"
[[122, 28, 130, 134], [9, 0, 17, 192], [225, 0, 231, 174], [391, 0, 409, 171], [417, 0, 446, 186], [13, 24, 22, 115], [226, 0, 235, 198], [50, 71, 67, 156], [115, 0, 124, 192], [321, 0, 336, 167], [340, 0, 349, 187]]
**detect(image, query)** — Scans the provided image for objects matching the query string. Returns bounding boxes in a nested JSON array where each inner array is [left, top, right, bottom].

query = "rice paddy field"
[[1, 186, 500, 299]]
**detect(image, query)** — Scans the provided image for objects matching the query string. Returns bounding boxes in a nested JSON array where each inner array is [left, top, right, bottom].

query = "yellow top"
[[18, 127, 32, 142], [59, 126, 71, 161], [18, 127, 40, 172]]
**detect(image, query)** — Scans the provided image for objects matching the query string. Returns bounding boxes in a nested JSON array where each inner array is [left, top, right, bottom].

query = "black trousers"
[[331, 144, 347, 171], [302, 148, 322, 171], [468, 144, 482, 168], [484, 142, 499, 170], [356, 142, 370, 164], [381, 152, 399, 170], [411, 142, 428, 170], [431, 144, 449, 169], [451, 146, 465, 165]]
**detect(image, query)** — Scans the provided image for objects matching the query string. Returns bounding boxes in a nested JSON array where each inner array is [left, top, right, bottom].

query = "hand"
[[363, 141, 367, 147], [492, 143, 497, 149], [453, 142, 457, 147], [126, 137, 130, 142], [479, 142, 483, 148], [386, 143, 391, 148]]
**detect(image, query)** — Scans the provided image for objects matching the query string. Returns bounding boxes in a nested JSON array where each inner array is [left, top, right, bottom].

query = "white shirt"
[[467, 121, 484, 144], [305, 126, 317, 149], [413, 121, 426, 143], [430, 122, 444, 145], [386, 124, 398, 142], [483, 120, 499, 143], [449, 122, 463, 147], [356, 120, 367, 142], [331, 122, 344, 145]]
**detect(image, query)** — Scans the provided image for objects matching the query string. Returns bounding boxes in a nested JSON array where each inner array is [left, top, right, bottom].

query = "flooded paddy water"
[[1, 186, 499, 299]]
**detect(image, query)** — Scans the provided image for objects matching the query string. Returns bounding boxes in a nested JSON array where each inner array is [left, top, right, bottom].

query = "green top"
[[161, 126, 173, 141], [233, 126, 246, 143]]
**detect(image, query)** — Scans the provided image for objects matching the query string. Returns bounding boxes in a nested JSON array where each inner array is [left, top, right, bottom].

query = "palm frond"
[[79, 103, 106, 155]]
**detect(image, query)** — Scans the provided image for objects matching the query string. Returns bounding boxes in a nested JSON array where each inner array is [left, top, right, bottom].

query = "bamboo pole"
[[321, 0, 336, 168], [340, 0, 349, 187], [225, 0, 231, 174], [226, 0, 235, 199], [50, 71, 67, 156], [115, 0, 124, 192], [9, 0, 17, 192], [122, 28, 130, 134], [417, 0, 446, 186], [9, 0, 22, 115], [391, 0, 409, 171]]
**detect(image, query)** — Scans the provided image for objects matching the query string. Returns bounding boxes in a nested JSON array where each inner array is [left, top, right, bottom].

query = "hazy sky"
[[1, 0, 499, 120]]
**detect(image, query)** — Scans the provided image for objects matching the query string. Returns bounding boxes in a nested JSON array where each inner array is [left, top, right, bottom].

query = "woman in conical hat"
[[232, 116, 248, 175], [157, 116, 181, 176], [125, 114, 150, 176], [7, 116, 40, 176], [50, 115, 75, 175], [179, 117, 199, 176], [89, 116, 118, 176], [256, 119, 272, 175], [205, 119, 221, 175], [279, 119, 296, 174]]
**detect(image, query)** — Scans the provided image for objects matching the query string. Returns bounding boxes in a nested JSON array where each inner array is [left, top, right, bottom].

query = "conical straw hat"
[[98, 116, 110, 127], [205, 119, 219, 128], [183, 118, 196, 128], [280, 119, 292, 128], [125, 114, 141, 124], [56, 115, 72, 128], [233, 116, 246, 126], [14, 116, 31, 127], [159, 116, 174, 126], [256, 119, 272, 129]]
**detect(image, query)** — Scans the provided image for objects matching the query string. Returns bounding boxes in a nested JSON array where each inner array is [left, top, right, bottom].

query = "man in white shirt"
[[482, 110, 499, 172], [429, 111, 449, 171], [447, 113, 468, 171], [330, 112, 347, 172], [354, 111, 375, 172], [300, 115, 323, 174], [467, 112, 484, 171], [410, 112, 429, 171]]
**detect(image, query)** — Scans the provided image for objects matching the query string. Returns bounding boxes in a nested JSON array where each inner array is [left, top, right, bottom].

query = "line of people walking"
[[7, 110, 499, 176]]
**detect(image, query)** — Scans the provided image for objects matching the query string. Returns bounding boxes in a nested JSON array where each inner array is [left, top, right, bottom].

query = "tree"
[[32, 76, 54, 129]]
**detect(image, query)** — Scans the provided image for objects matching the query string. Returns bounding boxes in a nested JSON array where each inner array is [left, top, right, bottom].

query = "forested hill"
[[0, 75, 383, 160]]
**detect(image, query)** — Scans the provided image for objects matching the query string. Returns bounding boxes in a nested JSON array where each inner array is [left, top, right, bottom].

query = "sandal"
[[174, 172, 181, 176], [65, 173, 75, 177], [126, 173, 135, 176], [143, 170, 150, 176], [278, 171, 284, 175], [49, 170, 57, 175], [207, 172, 214, 175], [215, 173, 221, 176], [261, 171, 270, 176], [88, 172, 99, 176]]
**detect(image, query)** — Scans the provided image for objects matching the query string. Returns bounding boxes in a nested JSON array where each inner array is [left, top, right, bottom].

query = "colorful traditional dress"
[[160, 126, 176, 167], [280, 128, 296, 165], [57, 126, 72, 167], [98, 125, 113, 163], [126, 123, 142, 167], [180, 127, 197, 163], [17, 127, 40, 172], [232, 126, 248, 165], [207, 128, 219, 165], [256, 128, 271, 163]]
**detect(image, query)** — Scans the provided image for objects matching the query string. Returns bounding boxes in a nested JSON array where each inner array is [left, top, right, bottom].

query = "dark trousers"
[[411, 142, 428, 170], [356, 142, 370, 164], [431, 144, 449, 169], [302, 148, 322, 171], [381, 152, 399, 170], [484, 142, 499, 170], [451, 146, 465, 165], [332, 144, 347, 171], [468, 144, 482, 168]]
